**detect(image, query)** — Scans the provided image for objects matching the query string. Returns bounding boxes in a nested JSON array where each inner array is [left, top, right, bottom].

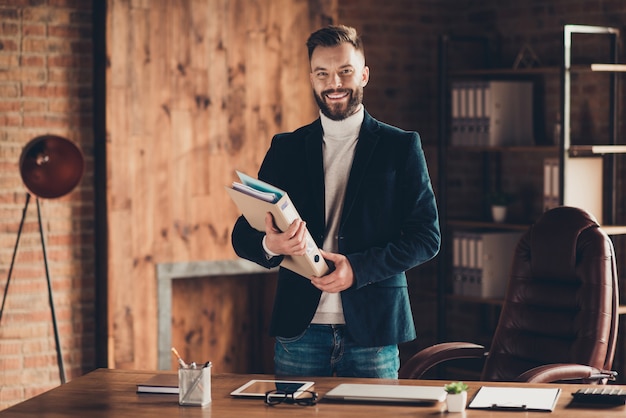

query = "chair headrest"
[[529, 206, 599, 277]]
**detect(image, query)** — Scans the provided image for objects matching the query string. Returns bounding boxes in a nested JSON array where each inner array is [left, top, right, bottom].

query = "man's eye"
[[316, 72, 327, 79]]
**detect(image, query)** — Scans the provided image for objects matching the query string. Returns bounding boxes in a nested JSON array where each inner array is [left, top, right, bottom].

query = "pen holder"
[[178, 362, 212, 406]]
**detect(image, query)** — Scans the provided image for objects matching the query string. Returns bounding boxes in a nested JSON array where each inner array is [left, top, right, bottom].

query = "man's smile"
[[325, 90, 350, 101]]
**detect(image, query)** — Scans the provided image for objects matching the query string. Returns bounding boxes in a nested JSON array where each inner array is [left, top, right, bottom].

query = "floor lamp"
[[0, 135, 84, 385]]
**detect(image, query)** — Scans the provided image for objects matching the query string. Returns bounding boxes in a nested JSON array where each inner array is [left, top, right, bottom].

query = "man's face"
[[309, 43, 369, 121]]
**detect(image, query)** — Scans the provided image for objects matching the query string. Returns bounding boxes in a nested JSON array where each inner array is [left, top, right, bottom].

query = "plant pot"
[[446, 391, 467, 412], [491, 205, 507, 223]]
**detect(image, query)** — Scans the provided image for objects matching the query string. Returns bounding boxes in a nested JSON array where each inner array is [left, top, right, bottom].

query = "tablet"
[[230, 379, 315, 398]]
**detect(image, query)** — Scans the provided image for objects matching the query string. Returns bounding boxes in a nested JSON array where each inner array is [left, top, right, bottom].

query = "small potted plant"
[[486, 190, 514, 223], [444, 381, 469, 412]]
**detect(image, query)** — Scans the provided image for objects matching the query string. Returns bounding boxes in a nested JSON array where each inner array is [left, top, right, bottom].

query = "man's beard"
[[314, 87, 363, 121]]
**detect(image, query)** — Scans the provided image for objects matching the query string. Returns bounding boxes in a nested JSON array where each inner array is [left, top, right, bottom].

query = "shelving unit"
[[436, 25, 625, 358], [561, 25, 626, 227]]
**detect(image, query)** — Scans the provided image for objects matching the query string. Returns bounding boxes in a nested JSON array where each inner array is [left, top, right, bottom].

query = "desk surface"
[[1, 368, 625, 417]]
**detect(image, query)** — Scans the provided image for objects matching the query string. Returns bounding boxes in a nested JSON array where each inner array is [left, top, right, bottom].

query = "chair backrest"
[[481, 206, 619, 382]]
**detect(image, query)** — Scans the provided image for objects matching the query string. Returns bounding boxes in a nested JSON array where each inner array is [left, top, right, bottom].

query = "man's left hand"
[[310, 250, 355, 293]]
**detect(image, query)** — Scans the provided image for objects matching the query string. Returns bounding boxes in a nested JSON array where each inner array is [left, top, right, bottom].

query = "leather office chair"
[[400, 206, 619, 383]]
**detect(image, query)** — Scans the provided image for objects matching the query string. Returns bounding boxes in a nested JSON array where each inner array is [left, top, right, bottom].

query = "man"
[[231, 25, 440, 378]]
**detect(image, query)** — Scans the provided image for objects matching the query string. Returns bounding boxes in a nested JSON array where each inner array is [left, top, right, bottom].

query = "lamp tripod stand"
[[0, 135, 84, 385], [0, 193, 66, 383]]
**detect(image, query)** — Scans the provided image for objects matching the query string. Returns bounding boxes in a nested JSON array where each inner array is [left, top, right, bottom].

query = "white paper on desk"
[[468, 386, 561, 411]]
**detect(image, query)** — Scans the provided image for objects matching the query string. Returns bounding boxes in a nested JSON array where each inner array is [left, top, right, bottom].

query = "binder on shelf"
[[464, 232, 481, 297], [451, 230, 522, 298], [226, 171, 330, 278], [450, 82, 464, 146], [450, 80, 534, 146], [480, 231, 522, 298], [452, 234, 464, 295], [542, 157, 604, 224], [543, 158, 560, 212], [563, 157, 604, 225]]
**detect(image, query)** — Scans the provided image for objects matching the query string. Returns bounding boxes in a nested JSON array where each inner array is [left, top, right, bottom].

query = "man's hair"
[[306, 25, 364, 60]]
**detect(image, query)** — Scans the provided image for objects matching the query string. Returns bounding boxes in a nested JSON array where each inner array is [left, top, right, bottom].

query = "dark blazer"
[[232, 111, 440, 347]]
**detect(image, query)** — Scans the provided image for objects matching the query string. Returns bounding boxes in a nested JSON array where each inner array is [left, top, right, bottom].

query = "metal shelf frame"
[[561, 24, 622, 224]]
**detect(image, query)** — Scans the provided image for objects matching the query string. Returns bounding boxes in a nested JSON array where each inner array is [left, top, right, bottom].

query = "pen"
[[171, 346, 188, 368], [490, 403, 528, 410]]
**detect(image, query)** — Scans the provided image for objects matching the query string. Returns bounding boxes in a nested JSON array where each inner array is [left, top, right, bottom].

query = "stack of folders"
[[226, 171, 330, 278], [450, 80, 534, 147], [451, 230, 522, 298]]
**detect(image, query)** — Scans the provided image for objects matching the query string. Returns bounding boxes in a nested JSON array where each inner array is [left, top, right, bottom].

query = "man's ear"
[[361, 66, 370, 87]]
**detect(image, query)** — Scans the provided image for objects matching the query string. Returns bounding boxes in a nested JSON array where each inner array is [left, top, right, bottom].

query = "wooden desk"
[[2, 368, 625, 417]]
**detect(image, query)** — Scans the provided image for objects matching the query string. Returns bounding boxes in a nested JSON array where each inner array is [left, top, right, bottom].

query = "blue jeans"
[[274, 324, 399, 378]]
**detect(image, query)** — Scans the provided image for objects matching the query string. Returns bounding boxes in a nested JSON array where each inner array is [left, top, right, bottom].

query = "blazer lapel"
[[304, 120, 326, 229], [341, 113, 380, 224]]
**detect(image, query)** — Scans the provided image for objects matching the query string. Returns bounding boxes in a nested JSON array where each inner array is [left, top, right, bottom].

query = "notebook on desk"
[[324, 383, 447, 404]]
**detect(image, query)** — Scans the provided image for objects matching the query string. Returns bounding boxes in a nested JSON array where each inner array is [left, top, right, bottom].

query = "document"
[[226, 171, 330, 278], [468, 386, 561, 412]]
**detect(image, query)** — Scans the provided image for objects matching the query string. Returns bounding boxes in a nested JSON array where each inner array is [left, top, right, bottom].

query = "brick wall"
[[0, 0, 95, 410]]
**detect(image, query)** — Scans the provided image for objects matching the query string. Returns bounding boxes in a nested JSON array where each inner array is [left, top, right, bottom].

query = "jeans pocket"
[[276, 329, 307, 349]]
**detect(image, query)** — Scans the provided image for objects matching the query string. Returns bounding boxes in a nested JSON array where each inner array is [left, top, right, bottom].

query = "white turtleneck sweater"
[[311, 105, 364, 325]]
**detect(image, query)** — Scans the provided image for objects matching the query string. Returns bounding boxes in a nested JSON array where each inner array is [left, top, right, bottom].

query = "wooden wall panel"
[[171, 273, 278, 373], [106, 0, 337, 369]]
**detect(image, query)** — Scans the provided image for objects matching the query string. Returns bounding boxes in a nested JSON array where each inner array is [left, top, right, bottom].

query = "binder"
[[543, 158, 559, 212], [479, 231, 521, 298], [452, 233, 464, 295], [226, 171, 330, 278], [451, 230, 522, 298], [485, 81, 534, 146], [563, 157, 603, 224], [451, 80, 533, 147]]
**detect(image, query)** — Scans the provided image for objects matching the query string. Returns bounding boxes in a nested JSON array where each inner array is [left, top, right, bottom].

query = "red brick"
[[0, 22, 19, 36], [22, 38, 47, 53], [48, 25, 81, 38], [0, 38, 18, 52], [0, 55, 19, 67], [23, 8, 71, 25], [0, 357, 22, 372], [19, 55, 45, 67], [0, 101, 20, 112], [0, 114, 21, 126], [0, 84, 20, 98], [22, 23, 45, 37]]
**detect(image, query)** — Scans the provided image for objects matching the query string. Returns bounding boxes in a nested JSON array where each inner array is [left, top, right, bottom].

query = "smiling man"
[[231, 25, 440, 378]]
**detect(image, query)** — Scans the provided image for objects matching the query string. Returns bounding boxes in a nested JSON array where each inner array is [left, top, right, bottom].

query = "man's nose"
[[329, 73, 342, 88]]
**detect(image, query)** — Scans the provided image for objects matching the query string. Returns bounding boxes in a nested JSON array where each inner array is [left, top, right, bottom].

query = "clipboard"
[[227, 171, 330, 278], [468, 386, 561, 412]]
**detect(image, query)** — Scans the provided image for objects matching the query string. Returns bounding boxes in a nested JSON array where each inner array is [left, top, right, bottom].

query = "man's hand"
[[310, 249, 355, 293], [264, 212, 308, 256]]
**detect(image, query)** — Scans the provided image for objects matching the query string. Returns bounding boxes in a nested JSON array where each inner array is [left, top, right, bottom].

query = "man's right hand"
[[264, 212, 308, 256]]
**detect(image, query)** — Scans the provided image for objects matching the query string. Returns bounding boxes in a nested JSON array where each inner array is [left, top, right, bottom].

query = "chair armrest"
[[515, 363, 617, 384], [399, 342, 486, 379]]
